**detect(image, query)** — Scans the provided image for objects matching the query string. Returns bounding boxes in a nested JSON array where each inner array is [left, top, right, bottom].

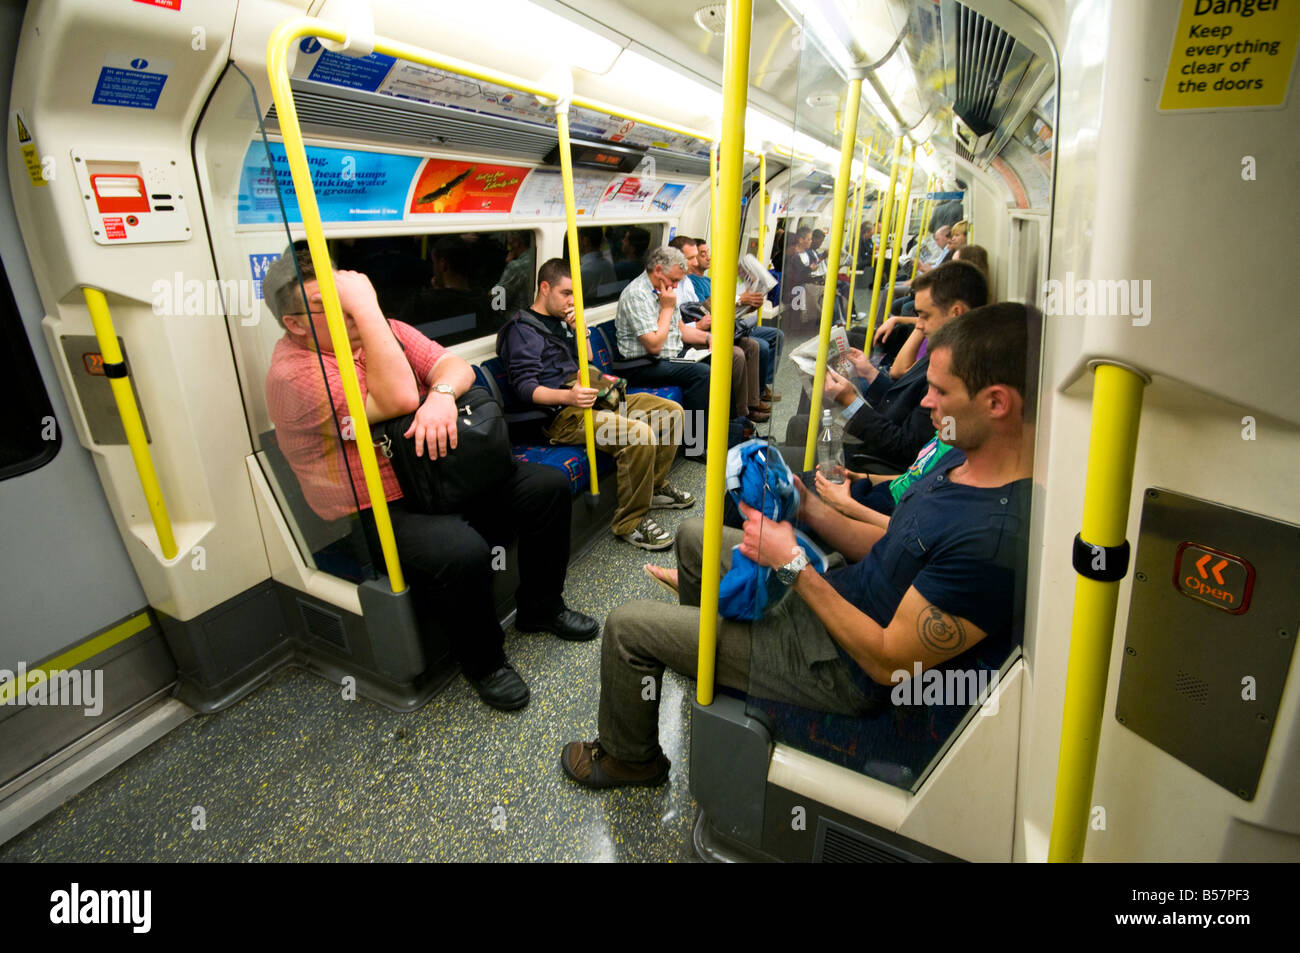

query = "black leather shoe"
[[515, 608, 601, 642], [466, 663, 530, 710]]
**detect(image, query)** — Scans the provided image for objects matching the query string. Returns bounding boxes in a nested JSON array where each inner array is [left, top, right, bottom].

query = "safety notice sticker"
[[13, 112, 46, 187], [93, 55, 171, 110], [1160, 0, 1300, 110]]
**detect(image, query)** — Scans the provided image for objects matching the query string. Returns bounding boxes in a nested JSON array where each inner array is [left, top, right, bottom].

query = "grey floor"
[[0, 322, 822, 864]]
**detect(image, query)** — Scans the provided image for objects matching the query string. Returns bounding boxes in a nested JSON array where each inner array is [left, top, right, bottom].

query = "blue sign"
[[249, 253, 280, 299], [236, 141, 422, 224], [306, 51, 395, 92], [925, 191, 965, 200], [92, 66, 167, 109]]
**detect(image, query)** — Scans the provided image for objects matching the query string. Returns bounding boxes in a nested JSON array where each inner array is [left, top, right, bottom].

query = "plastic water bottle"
[[817, 410, 845, 483]]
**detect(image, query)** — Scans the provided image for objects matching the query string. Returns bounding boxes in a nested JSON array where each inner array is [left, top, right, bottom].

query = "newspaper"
[[735, 253, 777, 319]]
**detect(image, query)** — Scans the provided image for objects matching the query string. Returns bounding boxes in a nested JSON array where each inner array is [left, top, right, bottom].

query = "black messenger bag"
[[372, 386, 516, 514]]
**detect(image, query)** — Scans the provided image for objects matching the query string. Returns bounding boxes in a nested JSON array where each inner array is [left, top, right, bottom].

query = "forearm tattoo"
[[918, 605, 967, 656]]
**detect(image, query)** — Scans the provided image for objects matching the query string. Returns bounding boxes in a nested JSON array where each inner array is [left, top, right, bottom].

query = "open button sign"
[[1174, 542, 1254, 615]]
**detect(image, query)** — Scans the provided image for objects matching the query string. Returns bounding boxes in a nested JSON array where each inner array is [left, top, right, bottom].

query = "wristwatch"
[[775, 546, 809, 585], [431, 384, 456, 398]]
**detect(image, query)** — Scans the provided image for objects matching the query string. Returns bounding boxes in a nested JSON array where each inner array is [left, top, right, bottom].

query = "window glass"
[[335, 230, 536, 348], [0, 260, 60, 481], [567, 224, 664, 307]]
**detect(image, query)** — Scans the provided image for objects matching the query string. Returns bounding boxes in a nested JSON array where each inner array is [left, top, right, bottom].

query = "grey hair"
[[262, 244, 333, 326], [644, 245, 688, 275]]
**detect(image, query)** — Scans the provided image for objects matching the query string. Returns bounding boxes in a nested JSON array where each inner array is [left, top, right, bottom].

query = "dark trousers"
[[751, 324, 783, 388], [624, 358, 712, 417], [360, 462, 571, 678]]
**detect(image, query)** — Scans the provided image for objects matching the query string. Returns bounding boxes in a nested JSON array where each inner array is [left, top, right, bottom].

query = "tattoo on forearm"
[[918, 605, 966, 655]]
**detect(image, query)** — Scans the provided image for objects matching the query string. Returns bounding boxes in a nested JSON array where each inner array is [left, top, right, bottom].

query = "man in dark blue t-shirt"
[[561, 302, 1037, 788]]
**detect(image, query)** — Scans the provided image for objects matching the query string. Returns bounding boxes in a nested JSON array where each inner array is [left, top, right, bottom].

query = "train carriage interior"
[[1, 0, 1297, 863]]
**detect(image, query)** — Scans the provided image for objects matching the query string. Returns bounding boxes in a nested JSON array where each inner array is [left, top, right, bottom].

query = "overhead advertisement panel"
[[237, 141, 421, 224], [408, 159, 529, 214]]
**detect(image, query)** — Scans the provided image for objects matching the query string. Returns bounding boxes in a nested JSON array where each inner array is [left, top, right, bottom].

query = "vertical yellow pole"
[[82, 288, 178, 560], [756, 151, 767, 326], [709, 143, 719, 261], [803, 76, 863, 471], [880, 146, 915, 323], [268, 21, 405, 592], [864, 135, 902, 346], [1049, 363, 1147, 862], [911, 175, 935, 282], [555, 103, 601, 497], [696, 0, 752, 706], [844, 141, 868, 331]]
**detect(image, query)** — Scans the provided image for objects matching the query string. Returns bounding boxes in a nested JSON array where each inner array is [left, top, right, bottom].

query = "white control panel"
[[71, 147, 192, 245]]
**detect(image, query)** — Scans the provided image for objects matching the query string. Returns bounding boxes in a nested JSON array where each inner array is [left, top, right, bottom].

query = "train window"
[[565, 224, 664, 307], [335, 230, 537, 349], [0, 259, 60, 481]]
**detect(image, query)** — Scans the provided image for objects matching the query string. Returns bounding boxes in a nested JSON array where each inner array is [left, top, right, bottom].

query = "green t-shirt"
[[888, 434, 956, 503]]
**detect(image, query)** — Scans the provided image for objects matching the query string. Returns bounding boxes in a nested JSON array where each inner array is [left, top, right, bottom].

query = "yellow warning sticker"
[[1160, 0, 1300, 110], [13, 111, 47, 187]]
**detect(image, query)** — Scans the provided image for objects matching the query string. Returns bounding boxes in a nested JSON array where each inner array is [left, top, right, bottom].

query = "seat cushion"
[[512, 442, 616, 496]]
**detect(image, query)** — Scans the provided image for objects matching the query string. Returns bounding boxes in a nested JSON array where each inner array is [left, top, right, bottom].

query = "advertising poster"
[[407, 159, 529, 214], [236, 141, 421, 224], [596, 174, 656, 216]]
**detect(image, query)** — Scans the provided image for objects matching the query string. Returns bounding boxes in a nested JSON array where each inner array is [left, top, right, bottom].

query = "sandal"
[[643, 563, 679, 597]]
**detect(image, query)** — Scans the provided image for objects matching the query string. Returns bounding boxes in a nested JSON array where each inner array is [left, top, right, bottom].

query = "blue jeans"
[[750, 324, 783, 388]]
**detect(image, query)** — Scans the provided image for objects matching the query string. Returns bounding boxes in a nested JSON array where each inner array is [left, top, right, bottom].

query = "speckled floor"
[[0, 320, 825, 864]]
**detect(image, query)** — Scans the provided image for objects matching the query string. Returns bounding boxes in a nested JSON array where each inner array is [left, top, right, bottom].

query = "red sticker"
[[133, 0, 181, 9], [103, 217, 127, 240]]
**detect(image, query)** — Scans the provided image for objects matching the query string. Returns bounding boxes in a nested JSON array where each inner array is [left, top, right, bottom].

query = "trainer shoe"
[[651, 482, 695, 510], [560, 740, 670, 789], [619, 515, 673, 550]]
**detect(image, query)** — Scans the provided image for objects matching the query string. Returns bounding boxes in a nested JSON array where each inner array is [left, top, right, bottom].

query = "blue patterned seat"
[[588, 322, 684, 405]]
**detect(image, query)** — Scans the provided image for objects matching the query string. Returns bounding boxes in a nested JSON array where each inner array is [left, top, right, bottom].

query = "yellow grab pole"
[[864, 135, 903, 346], [555, 101, 601, 496], [696, 0, 751, 706], [83, 288, 178, 560], [756, 151, 767, 326], [268, 19, 408, 591], [880, 146, 915, 324], [844, 142, 868, 331], [709, 142, 720, 263], [1049, 362, 1147, 862], [803, 77, 864, 471], [911, 175, 936, 282]]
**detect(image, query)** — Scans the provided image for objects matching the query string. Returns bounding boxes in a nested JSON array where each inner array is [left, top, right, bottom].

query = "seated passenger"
[[560, 302, 1035, 787], [788, 260, 988, 471], [780, 227, 822, 326], [613, 226, 651, 281], [398, 235, 496, 340], [578, 230, 616, 299], [262, 245, 599, 712], [685, 236, 783, 404], [613, 246, 760, 432], [495, 231, 535, 314], [498, 259, 694, 551]]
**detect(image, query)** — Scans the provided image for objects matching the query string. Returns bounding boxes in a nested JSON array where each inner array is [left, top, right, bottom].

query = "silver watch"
[[431, 384, 456, 398], [776, 547, 809, 585]]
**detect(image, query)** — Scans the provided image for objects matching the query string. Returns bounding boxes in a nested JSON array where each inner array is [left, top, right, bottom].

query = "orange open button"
[[1173, 542, 1254, 615]]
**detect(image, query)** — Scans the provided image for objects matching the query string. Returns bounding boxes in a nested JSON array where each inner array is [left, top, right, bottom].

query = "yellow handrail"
[[696, 0, 752, 706], [82, 288, 178, 561], [709, 143, 719, 267], [880, 147, 915, 321], [755, 151, 766, 326], [864, 136, 903, 347], [802, 76, 863, 472], [555, 101, 601, 496], [1049, 362, 1147, 862], [844, 141, 869, 331], [911, 175, 936, 282]]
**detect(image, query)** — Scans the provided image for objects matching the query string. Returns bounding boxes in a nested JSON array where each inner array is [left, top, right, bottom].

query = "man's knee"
[[675, 517, 706, 569]]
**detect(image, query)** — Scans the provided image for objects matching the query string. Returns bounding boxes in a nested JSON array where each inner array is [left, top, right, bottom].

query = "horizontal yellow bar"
[[0, 611, 151, 705]]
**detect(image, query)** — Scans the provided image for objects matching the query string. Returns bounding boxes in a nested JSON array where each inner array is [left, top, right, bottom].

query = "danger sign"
[[1160, 0, 1300, 110]]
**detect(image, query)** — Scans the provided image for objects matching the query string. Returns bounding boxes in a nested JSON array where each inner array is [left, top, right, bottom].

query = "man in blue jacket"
[[499, 259, 694, 551], [560, 302, 1036, 788]]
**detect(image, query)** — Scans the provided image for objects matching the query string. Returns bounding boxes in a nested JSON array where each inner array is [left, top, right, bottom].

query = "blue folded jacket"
[[717, 439, 828, 621]]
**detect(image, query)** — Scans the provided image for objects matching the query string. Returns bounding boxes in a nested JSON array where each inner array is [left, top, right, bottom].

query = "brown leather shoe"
[[747, 409, 771, 422], [560, 740, 670, 788], [751, 400, 772, 413], [762, 388, 782, 402]]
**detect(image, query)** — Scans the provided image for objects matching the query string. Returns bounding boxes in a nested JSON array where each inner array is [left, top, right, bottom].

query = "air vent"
[[814, 818, 911, 863], [266, 80, 558, 162], [1174, 670, 1210, 706], [298, 599, 349, 652], [953, 5, 1016, 137]]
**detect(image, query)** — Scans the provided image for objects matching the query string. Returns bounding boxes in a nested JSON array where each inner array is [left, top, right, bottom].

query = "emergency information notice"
[[1160, 0, 1300, 110]]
